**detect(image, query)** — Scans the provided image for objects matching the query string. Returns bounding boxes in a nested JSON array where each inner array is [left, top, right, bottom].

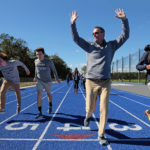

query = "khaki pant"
[[85, 79, 111, 137], [0, 80, 21, 110]]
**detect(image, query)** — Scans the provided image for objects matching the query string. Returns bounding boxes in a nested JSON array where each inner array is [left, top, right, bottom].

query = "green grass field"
[[112, 79, 146, 83], [20, 82, 36, 87]]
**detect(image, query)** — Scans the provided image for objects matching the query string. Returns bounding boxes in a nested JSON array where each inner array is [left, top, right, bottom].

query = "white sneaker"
[[98, 136, 108, 145]]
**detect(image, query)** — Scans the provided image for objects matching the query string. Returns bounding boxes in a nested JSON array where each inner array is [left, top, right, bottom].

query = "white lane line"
[[111, 91, 150, 108], [6, 88, 36, 97], [110, 100, 150, 128], [0, 138, 150, 142], [6, 92, 37, 105], [6, 84, 61, 105], [0, 102, 37, 126], [32, 85, 72, 150], [0, 85, 66, 126], [79, 87, 112, 150], [112, 88, 150, 99], [0, 138, 98, 141]]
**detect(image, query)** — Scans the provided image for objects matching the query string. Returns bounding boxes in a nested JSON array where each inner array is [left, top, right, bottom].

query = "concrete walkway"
[[111, 82, 150, 97]]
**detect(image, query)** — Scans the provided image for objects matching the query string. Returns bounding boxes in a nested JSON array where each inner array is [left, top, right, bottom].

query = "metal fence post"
[[138, 49, 140, 83], [122, 56, 124, 81], [129, 54, 131, 82]]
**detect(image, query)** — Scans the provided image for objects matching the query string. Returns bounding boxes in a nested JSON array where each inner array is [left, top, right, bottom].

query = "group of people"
[[0, 8, 149, 146], [67, 67, 86, 94], [0, 48, 60, 119]]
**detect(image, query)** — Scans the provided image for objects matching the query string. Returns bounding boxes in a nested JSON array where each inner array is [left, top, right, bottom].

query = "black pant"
[[74, 80, 79, 89]]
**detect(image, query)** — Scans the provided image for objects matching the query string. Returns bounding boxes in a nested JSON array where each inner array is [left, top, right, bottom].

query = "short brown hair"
[[35, 47, 45, 54], [94, 26, 105, 33], [0, 52, 8, 61]]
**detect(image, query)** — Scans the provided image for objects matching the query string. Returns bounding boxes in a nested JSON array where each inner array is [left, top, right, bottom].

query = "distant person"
[[82, 72, 86, 90], [80, 73, 86, 90], [70, 9, 129, 145], [136, 44, 150, 121], [66, 73, 71, 86], [72, 67, 80, 93], [33, 48, 61, 118], [0, 78, 4, 88], [0, 52, 30, 114]]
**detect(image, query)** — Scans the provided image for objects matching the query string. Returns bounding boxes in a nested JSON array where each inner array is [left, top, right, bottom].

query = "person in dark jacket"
[[72, 67, 80, 94], [136, 44, 150, 121]]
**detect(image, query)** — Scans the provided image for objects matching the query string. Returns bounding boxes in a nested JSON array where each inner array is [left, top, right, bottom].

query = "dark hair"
[[94, 26, 105, 33], [144, 45, 150, 52], [73, 67, 79, 76], [35, 47, 45, 54], [0, 52, 8, 61]]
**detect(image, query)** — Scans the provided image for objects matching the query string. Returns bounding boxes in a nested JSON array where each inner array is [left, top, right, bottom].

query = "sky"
[[0, 0, 150, 72]]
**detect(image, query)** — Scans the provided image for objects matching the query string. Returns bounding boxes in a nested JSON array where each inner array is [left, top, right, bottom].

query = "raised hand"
[[115, 8, 126, 20], [70, 11, 78, 24]]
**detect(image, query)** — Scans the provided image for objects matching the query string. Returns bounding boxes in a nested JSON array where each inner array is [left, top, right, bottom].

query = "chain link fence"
[[111, 49, 147, 83]]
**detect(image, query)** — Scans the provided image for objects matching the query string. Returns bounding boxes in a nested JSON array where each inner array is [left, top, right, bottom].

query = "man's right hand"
[[71, 11, 78, 24]]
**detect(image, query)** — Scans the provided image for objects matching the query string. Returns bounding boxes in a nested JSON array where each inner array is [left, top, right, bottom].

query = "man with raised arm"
[[70, 9, 129, 145]]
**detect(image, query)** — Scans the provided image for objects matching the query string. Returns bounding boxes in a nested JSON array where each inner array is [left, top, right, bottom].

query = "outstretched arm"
[[15, 60, 30, 75], [70, 10, 90, 52], [111, 8, 129, 51]]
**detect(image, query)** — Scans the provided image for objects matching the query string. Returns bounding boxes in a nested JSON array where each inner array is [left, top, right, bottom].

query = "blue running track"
[[0, 81, 150, 150]]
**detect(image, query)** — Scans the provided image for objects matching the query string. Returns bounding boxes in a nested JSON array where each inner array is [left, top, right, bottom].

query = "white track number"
[[109, 123, 142, 131], [5, 123, 39, 131]]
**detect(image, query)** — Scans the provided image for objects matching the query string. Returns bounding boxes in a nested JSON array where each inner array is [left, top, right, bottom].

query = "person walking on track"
[[136, 44, 150, 121], [33, 47, 61, 118], [70, 8, 129, 145], [0, 52, 30, 114], [72, 67, 80, 94]]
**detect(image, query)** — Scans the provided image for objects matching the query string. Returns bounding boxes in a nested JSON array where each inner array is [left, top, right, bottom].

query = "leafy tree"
[[81, 65, 87, 73], [0, 33, 72, 81], [51, 55, 72, 80], [0, 33, 35, 78]]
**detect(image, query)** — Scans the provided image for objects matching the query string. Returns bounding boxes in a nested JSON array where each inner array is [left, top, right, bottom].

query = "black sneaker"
[[35, 112, 43, 119], [98, 136, 108, 145], [16, 107, 20, 114], [84, 117, 91, 127], [48, 106, 52, 114]]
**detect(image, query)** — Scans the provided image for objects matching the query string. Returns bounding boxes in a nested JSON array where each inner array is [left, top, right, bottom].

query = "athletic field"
[[0, 81, 150, 150]]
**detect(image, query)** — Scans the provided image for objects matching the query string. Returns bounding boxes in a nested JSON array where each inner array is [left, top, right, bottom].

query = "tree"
[[50, 55, 72, 80], [0, 33, 35, 78], [81, 65, 87, 73], [0, 33, 72, 81]]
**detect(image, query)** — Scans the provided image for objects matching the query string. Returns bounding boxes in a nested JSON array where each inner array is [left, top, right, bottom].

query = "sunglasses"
[[93, 31, 104, 35]]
